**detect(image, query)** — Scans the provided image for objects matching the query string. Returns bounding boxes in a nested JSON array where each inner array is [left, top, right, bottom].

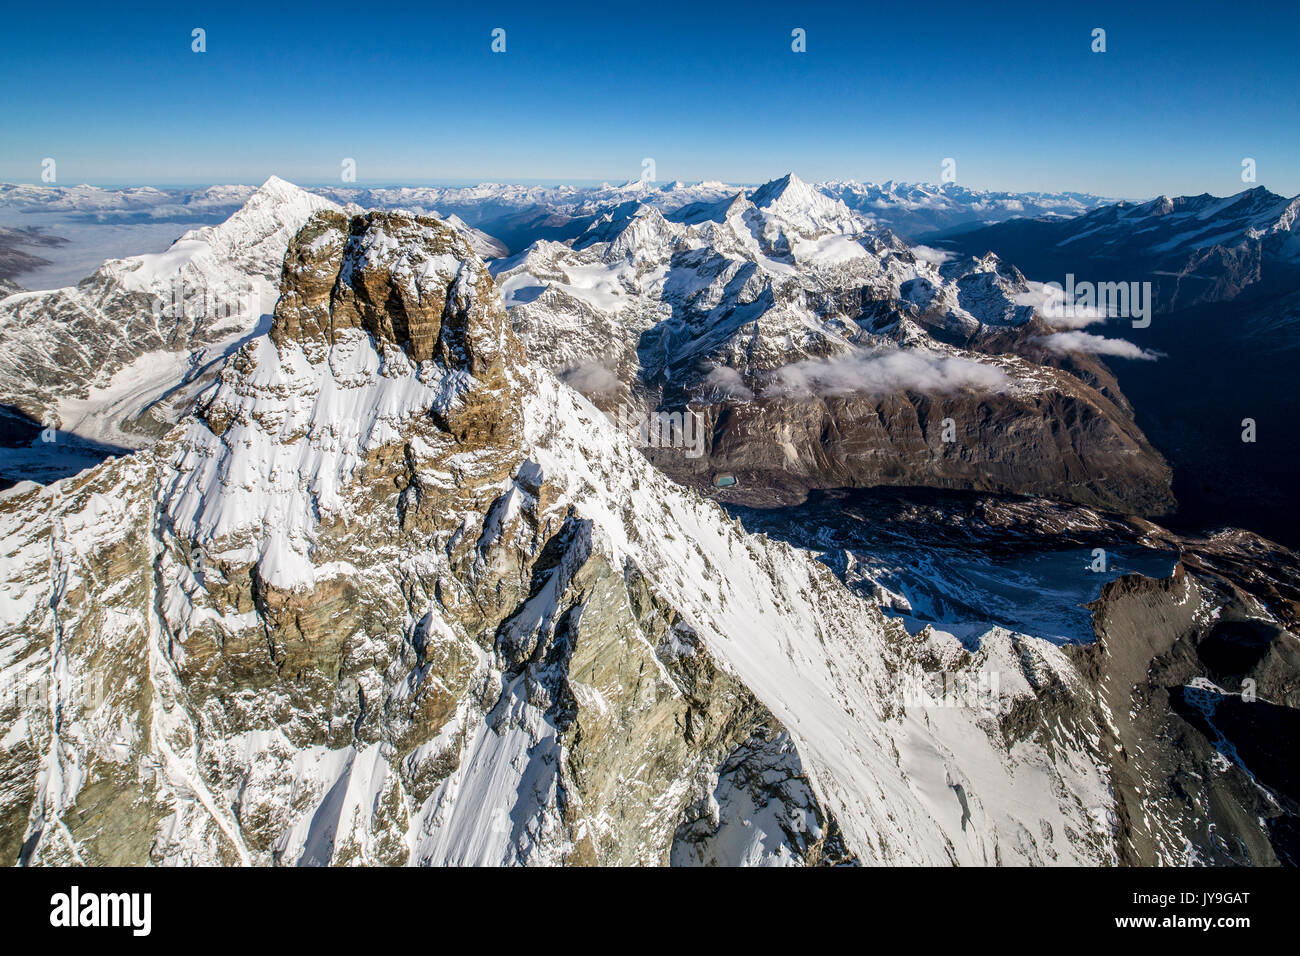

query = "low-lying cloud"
[[763, 349, 1008, 398], [1014, 282, 1108, 329], [703, 364, 755, 400], [910, 245, 955, 266], [1032, 331, 1161, 360], [560, 361, 621, 397]]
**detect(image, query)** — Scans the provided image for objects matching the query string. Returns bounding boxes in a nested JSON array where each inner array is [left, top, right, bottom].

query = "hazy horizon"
[[3, 173, 1297, 205]]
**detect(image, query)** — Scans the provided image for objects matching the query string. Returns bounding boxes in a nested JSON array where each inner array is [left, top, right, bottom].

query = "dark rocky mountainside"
[[941, 186, 1300, 546]]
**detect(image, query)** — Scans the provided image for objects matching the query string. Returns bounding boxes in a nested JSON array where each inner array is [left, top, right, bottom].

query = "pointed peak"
[[230, 176, 326, 219], [1228, 184, 1286, 206], [203, 175, 337, 247], [750, 172, 811, 207], [256, 175, 304, 197]]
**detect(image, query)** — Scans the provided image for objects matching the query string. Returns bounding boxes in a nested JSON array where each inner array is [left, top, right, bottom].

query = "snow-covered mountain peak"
[[1117, 186, 1291, 229], [0, 206, 1130, 865], [750, 171, 812, 204], [255, 174, 305, 198], [0, 178, 341, 449], [172, 176, 338, 275], [750, 172, 857, 225], [738, 173, 872, 257]]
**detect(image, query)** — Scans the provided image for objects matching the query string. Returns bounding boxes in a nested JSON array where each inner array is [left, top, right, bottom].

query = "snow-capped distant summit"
[[819, 180, 1116, 239], [0, 178, 339, 458], [749, 171, 814, 206], [252, 174, 306, 201], [495, 167, 1173, 516], [748, 173, 868, 240]]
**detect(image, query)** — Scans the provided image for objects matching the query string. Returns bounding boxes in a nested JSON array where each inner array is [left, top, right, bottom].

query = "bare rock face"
[[1075, 531, 1300, 865], [269, 209, 521, 448], [272, 209, 517, 379], [646, 373, 1173, 515]]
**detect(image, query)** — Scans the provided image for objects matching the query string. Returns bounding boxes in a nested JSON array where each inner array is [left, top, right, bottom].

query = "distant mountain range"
[[2, 174, 1299, 866], [939, 186, 1300, 311], [310, 178, 1115, 249], [494, 171, 1173, 515], [820, 180, 1116, 239], [0, 178, 1116, 274]]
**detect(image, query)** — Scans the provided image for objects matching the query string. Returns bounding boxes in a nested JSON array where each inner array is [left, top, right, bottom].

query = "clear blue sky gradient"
[[1, 0, 1296, 196]]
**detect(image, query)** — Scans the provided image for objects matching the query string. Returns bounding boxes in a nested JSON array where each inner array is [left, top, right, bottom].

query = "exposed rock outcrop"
[[1076, 532, 1300, 865], [0, 211, 1121, 866]]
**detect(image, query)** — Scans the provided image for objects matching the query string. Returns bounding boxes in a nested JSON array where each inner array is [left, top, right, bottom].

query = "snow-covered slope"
[[821, 180, 1115, 239], [0, 209, 1120, 866], [442, 214, 508, 258], [493, 173, 1173, 515], [519, 370, 1115, 864], [0, 176, 338, 452]]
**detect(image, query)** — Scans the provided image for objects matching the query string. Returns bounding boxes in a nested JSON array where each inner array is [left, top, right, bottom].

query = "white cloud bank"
[[703, 364, 755, 400], [1013, 281, 1109, 329], [560, 361, 621, 397], [1033, 331, 1162, 360], [764, 349, 1008, 398]]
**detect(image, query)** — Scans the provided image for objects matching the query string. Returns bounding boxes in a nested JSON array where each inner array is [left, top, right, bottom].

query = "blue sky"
[[1, 0, 1296, 197]]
